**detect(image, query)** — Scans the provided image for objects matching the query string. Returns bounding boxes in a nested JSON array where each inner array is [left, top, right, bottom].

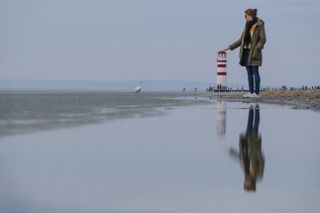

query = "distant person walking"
[[222, 8, 266, 98]]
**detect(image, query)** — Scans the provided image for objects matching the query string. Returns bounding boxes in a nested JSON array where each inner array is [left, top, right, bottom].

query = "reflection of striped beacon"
[[217, 51, 227, 91], [216, 101, 226, 136]]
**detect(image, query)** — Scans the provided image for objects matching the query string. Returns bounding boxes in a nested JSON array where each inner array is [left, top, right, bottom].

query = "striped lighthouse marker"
[[216, 51, 227, 91]]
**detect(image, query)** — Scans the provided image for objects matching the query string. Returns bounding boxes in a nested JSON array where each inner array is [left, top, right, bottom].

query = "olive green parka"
[[229, 18, 266, 66]]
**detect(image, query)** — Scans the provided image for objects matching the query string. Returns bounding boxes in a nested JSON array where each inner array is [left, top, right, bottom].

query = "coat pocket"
[[252, 47, 262, 59]]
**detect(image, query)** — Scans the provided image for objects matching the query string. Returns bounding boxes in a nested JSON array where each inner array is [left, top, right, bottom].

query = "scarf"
[[244, 17, 257, 45]]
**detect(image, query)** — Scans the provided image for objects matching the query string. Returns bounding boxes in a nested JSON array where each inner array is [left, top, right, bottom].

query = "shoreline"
[[0, 89, 320, 112], [1, 89, 319, 112], [200, 90, 320, 112]]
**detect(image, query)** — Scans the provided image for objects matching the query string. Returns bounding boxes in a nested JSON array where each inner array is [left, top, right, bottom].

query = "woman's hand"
[[222, 48, 230, 52]]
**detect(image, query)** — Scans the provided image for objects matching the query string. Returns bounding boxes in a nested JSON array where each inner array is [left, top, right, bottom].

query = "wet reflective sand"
[[0, 91, 209, 137], [0, 92, 319, 213]]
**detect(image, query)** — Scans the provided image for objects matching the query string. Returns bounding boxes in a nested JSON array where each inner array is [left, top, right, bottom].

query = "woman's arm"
[[228, 37, 242, 50], [222, 38, 240, 52], [222, 30, 244, 52]]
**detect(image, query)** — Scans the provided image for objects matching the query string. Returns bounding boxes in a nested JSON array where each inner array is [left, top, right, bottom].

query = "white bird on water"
[[135, 81, 142, 93]]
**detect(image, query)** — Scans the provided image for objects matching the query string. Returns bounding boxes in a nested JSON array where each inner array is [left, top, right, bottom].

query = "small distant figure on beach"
[[222, 8, 266, 98], [182, 88, 186, 92], [135, 81, 142, 94], [229, 104, 265, 192]]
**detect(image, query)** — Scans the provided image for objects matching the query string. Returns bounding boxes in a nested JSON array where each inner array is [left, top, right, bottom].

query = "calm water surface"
[[0, 91, 319, 213]]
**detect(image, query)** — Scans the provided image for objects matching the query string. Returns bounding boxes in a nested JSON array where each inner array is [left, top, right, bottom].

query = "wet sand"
[[0, 91, 211, 138], [260, 90, 320, 111]]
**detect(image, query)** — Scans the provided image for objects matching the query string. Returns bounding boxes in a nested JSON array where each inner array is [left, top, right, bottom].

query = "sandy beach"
[[199, 89, 320, 112]]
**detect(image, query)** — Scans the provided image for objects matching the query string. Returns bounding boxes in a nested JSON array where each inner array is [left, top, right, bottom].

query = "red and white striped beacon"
[[217, 51, 227, 91]]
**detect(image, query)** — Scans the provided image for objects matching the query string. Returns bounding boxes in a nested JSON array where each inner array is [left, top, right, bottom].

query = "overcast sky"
[[1, 0, 319, 86]]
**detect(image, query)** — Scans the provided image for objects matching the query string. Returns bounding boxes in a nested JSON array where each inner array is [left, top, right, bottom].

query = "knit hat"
[[245, 8, 258, 18]]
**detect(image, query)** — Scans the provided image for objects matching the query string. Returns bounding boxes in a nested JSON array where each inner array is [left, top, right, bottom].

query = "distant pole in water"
[[217, 51, 228, 91], [135, 81, 142, 93]]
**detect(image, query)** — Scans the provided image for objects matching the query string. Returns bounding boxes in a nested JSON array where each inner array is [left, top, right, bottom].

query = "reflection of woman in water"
[[230, 104, 265, 192]]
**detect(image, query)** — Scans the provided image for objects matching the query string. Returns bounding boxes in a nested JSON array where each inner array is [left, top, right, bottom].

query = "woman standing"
[[223, 8, 266, 98]]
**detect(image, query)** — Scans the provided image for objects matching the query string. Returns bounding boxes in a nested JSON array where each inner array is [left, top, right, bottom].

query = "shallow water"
[[0, 92, 319, 213], [0, 91, 209, 137]]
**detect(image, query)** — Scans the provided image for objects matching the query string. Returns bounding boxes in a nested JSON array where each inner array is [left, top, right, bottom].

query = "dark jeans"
[[246, 106, 260, 135], [242, 49, 261, 94]]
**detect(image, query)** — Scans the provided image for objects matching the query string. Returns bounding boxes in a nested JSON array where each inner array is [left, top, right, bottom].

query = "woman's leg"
[[253, 106, 260, 134], [246, 106, 254, 135], [252, 67, 260, 94], [246, 66, 254, 94]]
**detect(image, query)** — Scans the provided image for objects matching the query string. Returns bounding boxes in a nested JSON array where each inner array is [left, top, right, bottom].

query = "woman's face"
[[245, 13, 253, 22]]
